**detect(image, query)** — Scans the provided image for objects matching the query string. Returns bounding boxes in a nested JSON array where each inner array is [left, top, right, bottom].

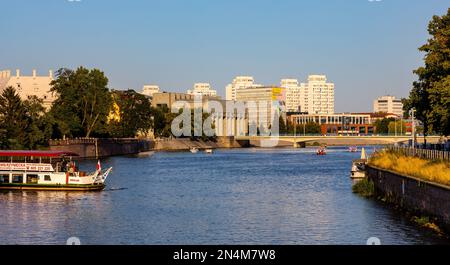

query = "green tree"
[[388, 120, 406, 135], [49, 67, 112, 138], [108, 90, 152, 138], [0, 87, 28, 149], [405, 8, 450, 137], [373, 118, 395, 134], [304, 122, 321, 134], [0, 87, 51, 149], [152, 106, 179, 138]]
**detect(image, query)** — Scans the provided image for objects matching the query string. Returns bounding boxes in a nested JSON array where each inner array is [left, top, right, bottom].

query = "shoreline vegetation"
[[369, 150, 450, 187]]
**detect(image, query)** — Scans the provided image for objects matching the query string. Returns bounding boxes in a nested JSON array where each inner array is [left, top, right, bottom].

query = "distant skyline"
[[0, 0, 448, 112]]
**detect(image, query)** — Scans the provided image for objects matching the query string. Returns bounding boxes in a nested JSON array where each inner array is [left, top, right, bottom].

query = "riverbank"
[[367, 165, 450, 235], [48, 136, 387, 157], [49, 138, 154, 158], [154, 137, 247, 151]]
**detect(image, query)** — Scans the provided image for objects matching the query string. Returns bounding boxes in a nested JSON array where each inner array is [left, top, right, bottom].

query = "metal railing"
[[388, 146, 450, 162]]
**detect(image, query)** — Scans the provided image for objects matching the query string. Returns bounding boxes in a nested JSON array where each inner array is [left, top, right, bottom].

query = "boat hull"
[[350, 171, 366, 179], [0, 183, 105, 191]]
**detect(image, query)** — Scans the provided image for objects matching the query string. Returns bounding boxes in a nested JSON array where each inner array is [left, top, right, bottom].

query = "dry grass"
[[369, 150, 450, 187]]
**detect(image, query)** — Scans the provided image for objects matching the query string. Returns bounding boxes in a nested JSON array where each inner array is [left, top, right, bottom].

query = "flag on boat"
[[97, 160, 101, 172]]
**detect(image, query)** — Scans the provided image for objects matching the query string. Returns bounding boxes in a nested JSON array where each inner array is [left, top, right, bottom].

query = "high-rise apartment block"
[[187, 83, 218, 97], [299, 75, 335, 115], [373, 95, 404, 117], [141, 85, 160, 97], [225, 76, 262, 101], [281, 79, 302, 112]]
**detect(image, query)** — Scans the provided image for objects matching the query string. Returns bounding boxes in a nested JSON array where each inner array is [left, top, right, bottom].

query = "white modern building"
[[373, 95, 404, 117], [187, 83, 218, 97], [299, 75, 335, 115], [225, 76, 262, 101], [0, 69, 55, 109], [141, 85, 160, 97], [281, 79, 302, 112], [235, 86, 286, 132]]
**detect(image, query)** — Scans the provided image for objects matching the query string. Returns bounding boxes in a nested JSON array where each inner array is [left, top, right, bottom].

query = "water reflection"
[[0, 147, 448, 245]]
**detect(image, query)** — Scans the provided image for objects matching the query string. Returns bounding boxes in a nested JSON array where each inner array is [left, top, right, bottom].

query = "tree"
[[0, 87, 28, 149], [388, 120, 406, 135], [108, 90, 152, 138], [152, 106, 179, 138], [373, 118, 395, 134], [304, 122, 321, 134], [0, 87, 51, 149], [404, 8, 450, 138], [49, 67, 112, 138]]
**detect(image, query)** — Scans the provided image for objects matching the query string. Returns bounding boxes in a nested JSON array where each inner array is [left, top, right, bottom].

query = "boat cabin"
[[0, 151, 80, 185]]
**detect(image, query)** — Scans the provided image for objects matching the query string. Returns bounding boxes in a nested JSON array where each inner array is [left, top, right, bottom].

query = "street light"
[[410, 108, 416, 149]]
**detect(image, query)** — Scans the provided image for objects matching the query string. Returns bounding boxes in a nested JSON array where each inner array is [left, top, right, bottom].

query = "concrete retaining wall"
[[367, 166, 450, 233], [49, 138, 154, 158], [154, 137, 246, 151]]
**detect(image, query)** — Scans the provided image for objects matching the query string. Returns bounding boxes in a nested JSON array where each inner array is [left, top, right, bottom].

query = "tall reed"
[[369, 150, 450, 186]]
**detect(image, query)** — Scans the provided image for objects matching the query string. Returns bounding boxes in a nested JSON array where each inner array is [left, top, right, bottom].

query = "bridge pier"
[[293, 142, 306, 148]]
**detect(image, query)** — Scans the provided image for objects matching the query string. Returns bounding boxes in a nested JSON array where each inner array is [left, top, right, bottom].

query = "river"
[[0, 147, 448, 245]]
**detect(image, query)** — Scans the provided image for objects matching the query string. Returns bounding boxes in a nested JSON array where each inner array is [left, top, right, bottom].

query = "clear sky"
[[0, 0, 448, 112]]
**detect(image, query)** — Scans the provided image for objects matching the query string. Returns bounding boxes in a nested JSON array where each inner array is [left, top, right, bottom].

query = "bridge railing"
[[388, 146, 450, 163]]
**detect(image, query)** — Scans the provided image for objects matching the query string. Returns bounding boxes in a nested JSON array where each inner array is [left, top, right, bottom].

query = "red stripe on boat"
[[0, 151, 79, 158]]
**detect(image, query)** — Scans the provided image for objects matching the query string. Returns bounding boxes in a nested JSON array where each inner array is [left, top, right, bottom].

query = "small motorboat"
[[136, 151, 155, 157], [350, 148, 368, 179], [349, 146, 358, 152], [205, 149, 213, 154], [190, 147, 199, 154], [350, 159, 367, 179], [316, 147, 327, 156]]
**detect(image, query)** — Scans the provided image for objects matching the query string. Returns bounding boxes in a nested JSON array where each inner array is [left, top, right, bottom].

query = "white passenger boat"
[[0, 151, 112, 191]]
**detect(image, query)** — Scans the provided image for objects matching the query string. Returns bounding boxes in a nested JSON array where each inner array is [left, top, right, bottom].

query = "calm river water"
[[0, 147, 448, 245]]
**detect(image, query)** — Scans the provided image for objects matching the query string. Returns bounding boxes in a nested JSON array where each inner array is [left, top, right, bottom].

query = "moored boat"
[[350, 148, 368, 179], [190, 147, 199, 154], [349, 146, 358, 152], [0, 151, 112, 191], [205, 149, 213, 154]]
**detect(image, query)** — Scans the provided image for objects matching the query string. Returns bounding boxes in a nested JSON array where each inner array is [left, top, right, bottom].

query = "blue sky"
[[0, 0, 448, 112]]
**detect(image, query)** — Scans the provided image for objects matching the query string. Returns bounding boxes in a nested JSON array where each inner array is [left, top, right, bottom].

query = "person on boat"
[[61, 159, 68, 172]]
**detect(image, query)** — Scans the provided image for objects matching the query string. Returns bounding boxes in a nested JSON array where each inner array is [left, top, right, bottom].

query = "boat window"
[[0, 174, 9, 183], [26, 174, 39, 184], [12, 174, 23, 184], [44, 175, 51, 181]]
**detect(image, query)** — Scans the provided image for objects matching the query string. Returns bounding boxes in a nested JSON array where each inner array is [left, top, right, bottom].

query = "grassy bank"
[[352, 178, 375, 197], [369, 150, 450, 186]]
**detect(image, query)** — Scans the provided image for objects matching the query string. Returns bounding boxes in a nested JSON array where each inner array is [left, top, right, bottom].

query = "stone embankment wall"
[[367, 166, 450, 233], [49, 138, 154, 158], [154, 137, 246, 151]]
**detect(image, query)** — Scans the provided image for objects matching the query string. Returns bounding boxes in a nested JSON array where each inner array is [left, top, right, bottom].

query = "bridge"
[[235, 135, 442, 147]]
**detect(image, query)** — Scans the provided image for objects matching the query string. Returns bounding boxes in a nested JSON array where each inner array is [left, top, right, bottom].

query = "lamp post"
[[395, 117, 397, 137], [410, 108, 416, 150]]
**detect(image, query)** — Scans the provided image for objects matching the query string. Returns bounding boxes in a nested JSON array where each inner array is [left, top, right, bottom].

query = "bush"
[[352, 178, 375, 197]]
